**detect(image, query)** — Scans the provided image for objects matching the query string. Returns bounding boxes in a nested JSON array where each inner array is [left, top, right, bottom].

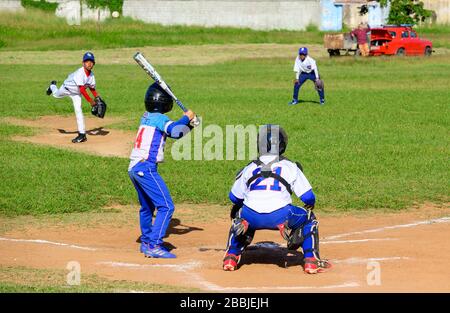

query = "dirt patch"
[[0, 204, 449, 292], [0, 44, 322, 65], [4, 115, 134, 158], [1, 44, 449, 66]]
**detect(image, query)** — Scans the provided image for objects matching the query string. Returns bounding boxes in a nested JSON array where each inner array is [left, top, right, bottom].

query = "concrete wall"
[[423, 0, 450, 25], [52, 0, 110, 25], [0, 0, 24, 12], [123, 0, 321, 30]]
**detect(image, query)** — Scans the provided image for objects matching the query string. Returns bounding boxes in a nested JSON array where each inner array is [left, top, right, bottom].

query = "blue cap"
[[298, 47, 308, 55], [83, 52, 95, 64]]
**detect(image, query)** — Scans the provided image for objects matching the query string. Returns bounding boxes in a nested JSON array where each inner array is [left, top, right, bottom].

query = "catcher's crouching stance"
[[128, 83, 197, 259], [223, 125, 331, 274]]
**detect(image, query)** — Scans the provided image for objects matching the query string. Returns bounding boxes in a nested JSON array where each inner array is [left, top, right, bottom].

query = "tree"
[[360, 0, 433, 25]]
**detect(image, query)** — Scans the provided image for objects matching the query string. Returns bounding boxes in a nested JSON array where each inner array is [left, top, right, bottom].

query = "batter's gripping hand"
[[91, 96, 107, 119]]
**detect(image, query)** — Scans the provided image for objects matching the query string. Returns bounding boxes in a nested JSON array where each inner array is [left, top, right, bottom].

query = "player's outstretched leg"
[[284, 205, 332, 274], [46, 81, 57, 96]]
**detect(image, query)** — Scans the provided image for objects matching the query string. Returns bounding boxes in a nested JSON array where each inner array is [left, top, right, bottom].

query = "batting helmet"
[[257, 124, 288, 156], [145, 82, 173, 113], [298, 47, 308, 55], [83, 52, 95, 64]]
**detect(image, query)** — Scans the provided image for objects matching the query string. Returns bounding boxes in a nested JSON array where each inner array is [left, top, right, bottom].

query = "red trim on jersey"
[[79, 85, 93, 104], [90, 88, 98, 98], [84, 68, 91, 77]]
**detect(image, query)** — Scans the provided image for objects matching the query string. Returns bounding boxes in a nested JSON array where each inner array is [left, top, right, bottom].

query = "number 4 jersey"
[[128, 112, 171, 171], [231, 155, 312, 213]]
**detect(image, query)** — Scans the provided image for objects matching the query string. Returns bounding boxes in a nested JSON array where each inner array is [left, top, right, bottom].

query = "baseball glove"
[[314, 79, 324, 91], [91, 96, 107, 118]]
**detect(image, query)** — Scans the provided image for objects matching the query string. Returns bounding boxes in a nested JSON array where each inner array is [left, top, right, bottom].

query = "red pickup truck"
[[370, 26, 433, 56]]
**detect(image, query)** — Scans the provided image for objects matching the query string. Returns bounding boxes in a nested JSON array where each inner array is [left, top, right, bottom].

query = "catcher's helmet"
[[257, 124, 288, 156], [145, 82, 173, 113]]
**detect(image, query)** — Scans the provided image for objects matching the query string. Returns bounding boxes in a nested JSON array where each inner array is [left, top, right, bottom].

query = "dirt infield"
[[4, 115, 134, 158], [1, 205, 449, 292]]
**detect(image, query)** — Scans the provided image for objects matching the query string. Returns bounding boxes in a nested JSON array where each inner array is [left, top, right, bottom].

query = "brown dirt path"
[[1, 205, 449, 292], [4, 115, 134, 158]]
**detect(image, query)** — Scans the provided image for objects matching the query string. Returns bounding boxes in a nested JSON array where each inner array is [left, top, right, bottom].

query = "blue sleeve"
[[300, 189, 315, 206], [142, 113, 170, 132], [166, 115, 190, 139], [229, 191, 244, 205]]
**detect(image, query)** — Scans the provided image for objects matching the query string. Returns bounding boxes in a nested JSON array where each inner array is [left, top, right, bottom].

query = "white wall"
[[0, 0, 24, 12], [123, 0, 321, 30], [423, 0, 450, 24]]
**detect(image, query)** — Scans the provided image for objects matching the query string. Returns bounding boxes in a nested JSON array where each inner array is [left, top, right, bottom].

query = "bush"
[[21, 0, 58, 13], [85, 0, 124, 14]]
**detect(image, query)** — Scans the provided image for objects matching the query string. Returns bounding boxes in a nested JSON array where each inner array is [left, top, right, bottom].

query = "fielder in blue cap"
[[288, 47, 325, 106]]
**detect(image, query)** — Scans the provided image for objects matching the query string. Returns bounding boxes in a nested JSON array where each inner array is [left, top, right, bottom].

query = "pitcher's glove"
[[91, 96, 107, 118]]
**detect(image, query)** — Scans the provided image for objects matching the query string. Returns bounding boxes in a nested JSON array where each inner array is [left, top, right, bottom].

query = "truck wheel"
[[396, 48, 405, 56], [425, 46, 432, 56], [328, 49, 340, 57]]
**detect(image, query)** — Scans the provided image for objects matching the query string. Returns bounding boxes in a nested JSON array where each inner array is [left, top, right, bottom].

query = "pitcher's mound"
[[5, 115, 134, 158]]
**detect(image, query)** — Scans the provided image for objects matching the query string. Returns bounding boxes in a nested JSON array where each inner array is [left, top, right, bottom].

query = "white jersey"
[[128, 112, 171, 171], [293, 55, 319, 79], [62, 67, 96, 95], [231, 155, 312, 213]]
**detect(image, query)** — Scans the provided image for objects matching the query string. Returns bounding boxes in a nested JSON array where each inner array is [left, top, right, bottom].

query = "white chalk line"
[[97, 260, 202, 272], [324, 216, 450, 240], [0, 237, 97, 251], [322, 238, 398, 245], [332, 256, 412, 265]]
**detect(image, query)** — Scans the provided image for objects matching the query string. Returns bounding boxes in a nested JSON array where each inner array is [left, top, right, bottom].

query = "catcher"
[[46, 52, 107, 143], [223, 124, 331, 274]]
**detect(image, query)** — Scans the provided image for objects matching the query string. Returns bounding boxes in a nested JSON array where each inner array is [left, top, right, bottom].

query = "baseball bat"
[[133, 52, 200, 126]]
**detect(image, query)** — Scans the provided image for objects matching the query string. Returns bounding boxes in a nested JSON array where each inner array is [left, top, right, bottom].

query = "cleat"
[[71, 133, 87, 143], [140, 242, 151, 254], [144, 245, 176, 259], [303, 257, 332, 274], [223, 253, 241, 271], [46, 80, 57, 95], [288, 99, 299, 106], [320, 99, 325, 105]]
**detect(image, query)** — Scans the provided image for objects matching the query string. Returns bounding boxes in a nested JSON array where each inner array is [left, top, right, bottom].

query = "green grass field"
[[0, 266, 197, 292], [0, 10, 449, 217], [1, 53, 449, 216]]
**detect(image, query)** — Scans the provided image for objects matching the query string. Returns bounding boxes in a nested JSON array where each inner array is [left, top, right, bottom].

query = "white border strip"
[[0, 237, 97, 251], [324, 217, 450, 240]]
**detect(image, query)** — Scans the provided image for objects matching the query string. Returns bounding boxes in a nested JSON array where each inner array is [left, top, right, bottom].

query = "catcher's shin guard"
[[302, 220, 321, 259], [277, 221, 304, 251], [231, 218, 249, 237]]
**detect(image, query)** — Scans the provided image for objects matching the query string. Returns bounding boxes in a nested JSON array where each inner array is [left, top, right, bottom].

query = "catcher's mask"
[[257, 124, 288, 156], [145, 82, 174, 113]]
